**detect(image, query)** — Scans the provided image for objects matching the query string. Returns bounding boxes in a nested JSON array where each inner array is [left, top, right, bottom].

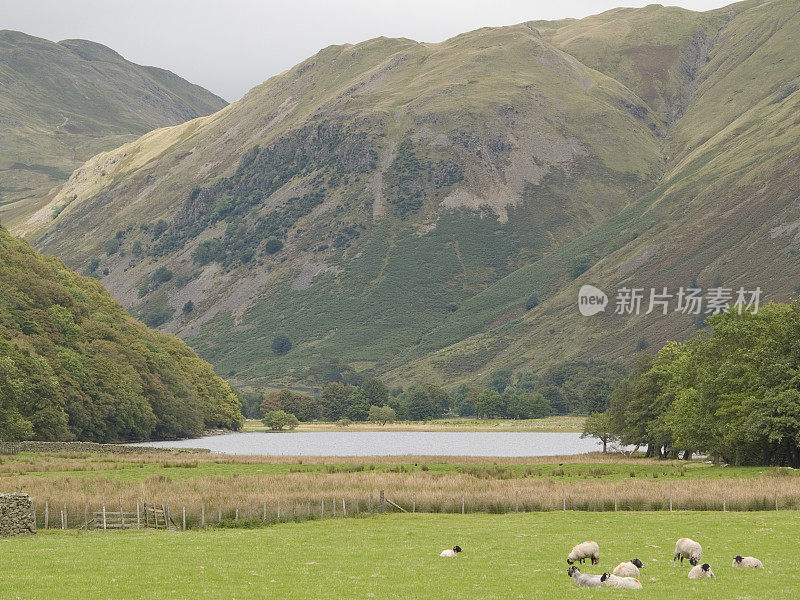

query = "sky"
[[3, 0, 733, 101]]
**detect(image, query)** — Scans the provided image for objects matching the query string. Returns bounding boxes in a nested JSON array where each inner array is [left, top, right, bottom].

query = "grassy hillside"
[[22, 0, 800, 390], [0, 224, 241, 441], [0, 30, 227, 225]]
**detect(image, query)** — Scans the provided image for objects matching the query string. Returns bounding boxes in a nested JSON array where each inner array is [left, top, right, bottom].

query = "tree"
[[422, 384, 452, 417], [262, 410, 299, 431], [320, 382, 353, 421], [182, 300, 194, 315], [264, 236, 283, 254], [271, 335, 292, 355], [581, 412, 617, 453], [368, 405, 396, 425], [361, 377, 389, 406], [505, 392, 551, 419], [475, 389, 503, 418], [487, 370, 512, 393], [406, 388, 435, 421], [347, 389, 370, 421]]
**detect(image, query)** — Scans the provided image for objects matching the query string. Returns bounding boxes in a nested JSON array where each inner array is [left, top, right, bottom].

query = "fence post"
[[32, 505, 36, 530], [379, 490, 385, 514], [308, 500, 311, 517], [45, 500, 49, 530], [102, 503, 107, 530], [723, 494, 727, 512], [333, 497, 336, 517], [562, 487, 566, 512], [182, 507, 186, 531], [614, 488, 618, 512], [277, 502, 281, 522], [462, 494, 465, 515], [413, 493, 416, 513], [120, 500, 125, 529], [263, 502, 267, 522], [670, 489, 673, 512], [85, 500, 89, 530], [218, 507, 222, 523], [515, 490, 519, 513], [775, 491, 779, 511], [137, 502, 141, 529], [342, 498, 346, 517], [369, 493, 373, 514], [201, 503, 205, 528], [61, 506, 66, 530], [355, 500, 359, 517], [235, 507, 239, 521], [320, 499, 323, 518]]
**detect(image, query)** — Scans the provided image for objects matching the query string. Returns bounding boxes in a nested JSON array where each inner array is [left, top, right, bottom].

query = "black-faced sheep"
[[613, 559, 644, 577], [688, 563, 714, 579], [567, 540, 600, 565], [440, 545, 462, 557], [567, 565, 602, 588], [674, 538, 702, 566], [600, 572, 643, 589], [732, 555, 763, 568]]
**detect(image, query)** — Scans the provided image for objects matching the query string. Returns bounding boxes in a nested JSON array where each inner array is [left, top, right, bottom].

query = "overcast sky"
[[4, 0, 732, 101]]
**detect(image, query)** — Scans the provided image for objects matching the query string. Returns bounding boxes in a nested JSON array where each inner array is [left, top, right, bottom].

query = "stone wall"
[[0, 493, 35, 537]]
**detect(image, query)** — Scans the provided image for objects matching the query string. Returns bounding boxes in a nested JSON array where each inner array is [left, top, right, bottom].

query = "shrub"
[[525, 293, 540, 310], [264, 236, 284, 254], [182, 301, 194, 315], [368, 405, 396, 425], [336, 418, 352, 428], [152, 266, 173, 286], [271, 335, 292, 355], [87, 258, 100, 274], [569, 254, 593, 279], [262, 410, 299, 431]]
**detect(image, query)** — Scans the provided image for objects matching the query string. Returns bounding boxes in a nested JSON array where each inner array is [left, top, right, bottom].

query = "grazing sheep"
[[600, 573, 643, 589], [613, 559, 644, 577], [688, 563, 714, 579], [440, 545, 462, 558], [732, 555, 763, 568], [567, 541, 600, 565], [567, 566, 603, 588], [674, 538, 702, 566]]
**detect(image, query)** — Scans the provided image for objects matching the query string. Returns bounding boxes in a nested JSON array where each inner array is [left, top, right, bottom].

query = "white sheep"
[[567, 565, 602, 587], [613, 559, 644, 577], [600, 573, 643, 589], [674, 538, 702, 566], [688, 563, 714, 579], [732, 555, 763, 568], [440, 545, 462, 557], [567, 540, 600, 565]]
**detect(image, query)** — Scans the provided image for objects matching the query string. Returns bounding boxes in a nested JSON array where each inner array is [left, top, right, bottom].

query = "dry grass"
[[4, 452, 799, 529]]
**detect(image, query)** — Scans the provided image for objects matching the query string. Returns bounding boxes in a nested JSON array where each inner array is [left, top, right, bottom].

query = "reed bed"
[[8, 467, 800, 530]]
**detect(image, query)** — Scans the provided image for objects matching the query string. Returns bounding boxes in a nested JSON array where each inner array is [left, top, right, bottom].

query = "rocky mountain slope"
[[21, 0, 800, 390], [0, 30, 226, 226]]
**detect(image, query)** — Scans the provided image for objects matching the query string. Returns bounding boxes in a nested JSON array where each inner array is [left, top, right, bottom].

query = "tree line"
[[583, 301, 800, 467]]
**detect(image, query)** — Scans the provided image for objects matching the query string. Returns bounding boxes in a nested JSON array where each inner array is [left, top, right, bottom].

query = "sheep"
[[600, 573, 643, 589], [732, 555, 763, 568], [674, 538, 702, 566], [688, 563, 714, 579], [440, 545, 462, 557], [567, 565, 603, 588], [567, 540, 600, 565], [613, 559, 644, 577]]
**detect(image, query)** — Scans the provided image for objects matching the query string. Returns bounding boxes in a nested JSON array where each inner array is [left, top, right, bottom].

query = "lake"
[[135, 431, 604, 457]]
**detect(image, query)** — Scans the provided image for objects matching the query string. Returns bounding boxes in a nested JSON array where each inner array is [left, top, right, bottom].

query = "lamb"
[[688, 563, 714, 579], [613, 559, 644, 577], [600, 573, 643, 589], [567, 541, 600, 565], [674, 538, 702, 566], [732, 555, 763, 568], [440, 545, 462, 557], [567, 565, 602, 588]]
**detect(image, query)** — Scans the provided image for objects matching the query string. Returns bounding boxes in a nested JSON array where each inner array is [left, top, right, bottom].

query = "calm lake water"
[[136, 431, 603, 457]]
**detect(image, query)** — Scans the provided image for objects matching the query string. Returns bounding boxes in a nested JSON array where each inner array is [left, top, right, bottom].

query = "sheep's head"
[[600, 573, 611, 582], [567, 566, 580, 577], [701, 564, 711, 572], [453, 546, 462, 553], [566, 557, 575, 565], [734, 556, 743, 563], [631, 559, 644, 569], [689, 557, 698, 566]]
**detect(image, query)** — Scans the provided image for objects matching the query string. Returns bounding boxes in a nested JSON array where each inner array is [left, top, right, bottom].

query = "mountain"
[[0, 223, 242, 442], [19, 0, 800, 391], [0, 30, 227, 226]]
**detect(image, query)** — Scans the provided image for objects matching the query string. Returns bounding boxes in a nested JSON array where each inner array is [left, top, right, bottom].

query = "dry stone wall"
[[0, 493, 35, 537]]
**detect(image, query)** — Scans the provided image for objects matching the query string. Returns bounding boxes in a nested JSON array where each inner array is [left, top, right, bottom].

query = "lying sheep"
[[674, 538, 702, 566], [567, 540, 600, 565], [600, 573, 643, 589], [440, 545, 462, 557], [567, 565, 602, 588], [688, 563, 714, 579], [613, 559, 644, 577], [732, 555, 763, 568]]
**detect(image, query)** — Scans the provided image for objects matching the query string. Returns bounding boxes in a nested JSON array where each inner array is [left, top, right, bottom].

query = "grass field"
[[0, 512, 791, 599]]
